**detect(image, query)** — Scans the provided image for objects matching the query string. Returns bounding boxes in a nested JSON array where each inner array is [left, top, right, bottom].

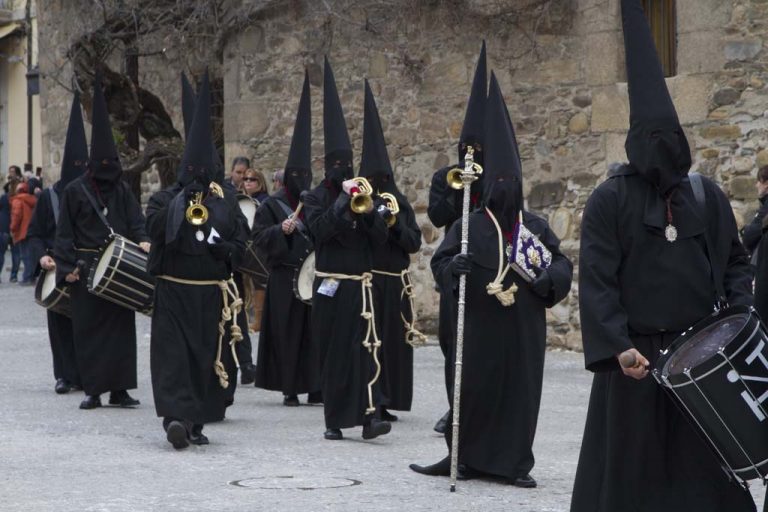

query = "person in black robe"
[[427, 42, 486, 434], [146, 72, 247, 449], [53, 72, 149, 410], [410, 72, 572, 487], [360, 80, 423, 420], [27, 91, 86, 394], [570, 2, 756, 510], [253, 71, 320, 406], [741, 165, 768, 267], [304, 57, 391, 441]]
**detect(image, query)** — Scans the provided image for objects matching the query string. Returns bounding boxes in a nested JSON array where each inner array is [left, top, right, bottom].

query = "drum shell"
[[655, 305, 768, 480], [34, 268, 72, 317], [292, 250, 315, 305]]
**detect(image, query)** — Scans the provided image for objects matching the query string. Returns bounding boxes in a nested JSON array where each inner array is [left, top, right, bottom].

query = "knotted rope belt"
[[371, 268, 427, 347], [484, 207, 518, 307], [315, 270, 381, 414], [158, 275, 244, 389]]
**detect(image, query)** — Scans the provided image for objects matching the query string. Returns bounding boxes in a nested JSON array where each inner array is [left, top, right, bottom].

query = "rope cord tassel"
[[371, 269, 427, 347], [484, 208, 518, 307]]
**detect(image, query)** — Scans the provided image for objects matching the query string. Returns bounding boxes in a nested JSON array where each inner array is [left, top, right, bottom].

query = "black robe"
[[304, 182, 388, 429], [146, 183, 247, 424], [371, 195, 422, 411], [27, 186, 79, 386], [53, 177, 148, 396], [253, 189, 319, 396], [572, 171, 756, 512], [432, 210, 572, 479]]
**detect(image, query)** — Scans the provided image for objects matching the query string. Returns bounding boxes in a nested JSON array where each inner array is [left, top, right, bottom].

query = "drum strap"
[[371, 269, 428, 347], [315, 270, 382, 414], [50, 189, 60, 226], [157, 275, 244, 389], [80, 183, 114, 234], [689, 172, 728, 308]]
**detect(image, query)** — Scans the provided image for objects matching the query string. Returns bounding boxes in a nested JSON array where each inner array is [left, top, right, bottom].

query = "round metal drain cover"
[[230, 475, 361, 490]]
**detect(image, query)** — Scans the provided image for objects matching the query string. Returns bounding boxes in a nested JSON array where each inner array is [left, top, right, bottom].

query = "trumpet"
[[446, 149, 484, 190], [378, 192, 400, 228], [349, 177, 374, 214], [185, 181, 225, 226]]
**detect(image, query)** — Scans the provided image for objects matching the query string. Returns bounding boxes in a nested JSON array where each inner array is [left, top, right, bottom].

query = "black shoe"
[[380, 408, 398, 422], [108, 390, 140, 408], [307, 391, 323, 404], [434, 410, 449, 434], [166, 421, 190, 450], [240, 363, 257, 385], [324, 428, 343, 440], [189, 424, 209, 445], [55, 378, 71, 394], [79, 395, 102, 410], [362, 418, 391, 440], [283, 395, 299, 407], [409, 455, 450, 476], [509, 473, 537, 488]]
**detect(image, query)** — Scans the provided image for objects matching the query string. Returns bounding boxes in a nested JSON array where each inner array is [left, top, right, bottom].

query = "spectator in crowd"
[[243, 168, 269, 203], [3, 175, 21, 282], [272, 169, 284, 193], [7, 165, 21, 182], [741, 165, 768, 266], [10, 181, 37, 285], [0, 178, 12, 283], [228, 156, 250, 192]]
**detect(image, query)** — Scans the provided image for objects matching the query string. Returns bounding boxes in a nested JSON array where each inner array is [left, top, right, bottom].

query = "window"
[[641, 0, 677, 77]]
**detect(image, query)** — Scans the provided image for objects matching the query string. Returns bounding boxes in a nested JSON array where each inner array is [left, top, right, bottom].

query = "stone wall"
[[36, 0, 768, 349]]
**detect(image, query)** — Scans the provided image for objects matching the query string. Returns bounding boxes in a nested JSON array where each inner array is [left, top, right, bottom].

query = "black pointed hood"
[[359, 79, 395, 194], [622, 0, 690, 195], [483, 71, 523, 231], [459, 41, 487, 165], [177, 71, 215, 187], [88, 70, 122, 185], [58, 91, 88, 191], [323, 56, 353, 184], [181, 72, 196, 139], [283, 70, 312, 200]]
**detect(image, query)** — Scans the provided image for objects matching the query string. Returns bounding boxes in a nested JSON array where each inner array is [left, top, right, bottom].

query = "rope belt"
[[371, 269, 427, 347], [315, 270, 381, 414], [485, 208, 518, 307], [157, 274, 244, 389]]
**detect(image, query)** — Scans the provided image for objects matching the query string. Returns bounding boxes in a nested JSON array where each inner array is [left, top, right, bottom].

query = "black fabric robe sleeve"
[[304, 189, 353, 245], [741, 198, 768, 254], [389, 203, 422, 254], [536, 222, 573, 308], [26, 190, 53, 263], [361, 209, 388, 247], [121, 183, 150, 244], [145, 189, 174, 243], [252, 201, 289, 261], [427, 167, 461, 229], [578, 185, 633, 373], [53, 186, 78, 279], [431, 220, 461, 295]]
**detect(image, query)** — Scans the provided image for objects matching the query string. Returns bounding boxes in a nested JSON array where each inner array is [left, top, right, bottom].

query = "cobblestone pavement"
[[1, 281, 765, 511]]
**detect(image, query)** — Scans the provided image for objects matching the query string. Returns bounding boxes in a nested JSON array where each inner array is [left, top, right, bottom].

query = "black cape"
[[53, 177, 149, 396], [572, 171, 755, 512], [146, 183, 247, 424], [304, 182, 388, 429], [432, 210, 572, 479], [252, 189, 319, 396]]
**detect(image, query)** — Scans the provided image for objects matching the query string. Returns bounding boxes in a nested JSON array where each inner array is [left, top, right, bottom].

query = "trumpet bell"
[[351, 193, 374, 214], [186, 204, 209, 226], [446, 168, 463, 190]]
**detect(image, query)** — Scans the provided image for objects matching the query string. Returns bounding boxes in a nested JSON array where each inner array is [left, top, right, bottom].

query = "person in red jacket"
[[10, 181, 37, 285]]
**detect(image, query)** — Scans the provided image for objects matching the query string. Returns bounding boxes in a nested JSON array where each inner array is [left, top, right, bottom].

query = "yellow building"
[[0, 0, 41, 178]]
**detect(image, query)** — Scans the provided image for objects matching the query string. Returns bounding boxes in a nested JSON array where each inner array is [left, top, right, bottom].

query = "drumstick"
[[618, 352, 637, 369]]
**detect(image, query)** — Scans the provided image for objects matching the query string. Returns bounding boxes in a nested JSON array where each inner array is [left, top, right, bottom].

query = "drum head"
[[239, 197, 257, 231], [92, 238, 118, 287], [666, 312, 750, 376], [41, 268, 58, 300], [297, 252, 315, 301]]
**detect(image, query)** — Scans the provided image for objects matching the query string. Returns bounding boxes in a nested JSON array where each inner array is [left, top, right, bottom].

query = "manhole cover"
[[229, 476, 361, 490]]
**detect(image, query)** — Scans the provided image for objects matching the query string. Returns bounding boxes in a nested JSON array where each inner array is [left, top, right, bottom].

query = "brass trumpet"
[[446, 149, 484, 190], [378, 192, 400, 228], [349, 177, 374, 214], [185, 181, 225, 226]]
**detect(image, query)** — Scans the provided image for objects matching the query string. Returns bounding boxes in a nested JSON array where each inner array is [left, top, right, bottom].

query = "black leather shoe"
[[409, 455, 450, 476], [55, 378, 71, 394], [307, 391, 323, 404], [79, 395, 102, 410], [108, 390, 140, 408], [380, 408, 398, 422], [362, 418, 391, 440], [509, 473, 537, 488], [324, 428, 343, 440], [189, 424, 209, 445], [166, 421, 190, 450], [283, 395, 299, 407], [240, 363, 257, 385], [434, 410, 449, 434]]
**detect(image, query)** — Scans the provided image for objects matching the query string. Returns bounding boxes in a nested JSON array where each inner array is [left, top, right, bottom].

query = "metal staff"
[[449, 147, 483, 492]]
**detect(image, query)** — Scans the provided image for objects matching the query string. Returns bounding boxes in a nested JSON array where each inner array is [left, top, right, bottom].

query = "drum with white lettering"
[[653, 305, 768, 484]]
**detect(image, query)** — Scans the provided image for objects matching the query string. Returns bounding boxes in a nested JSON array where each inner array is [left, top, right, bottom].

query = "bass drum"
[[238, 194, 259, 232], [34, 268, 71, 317], [292, 251, 315, 305], [653, 305, 768, 483]]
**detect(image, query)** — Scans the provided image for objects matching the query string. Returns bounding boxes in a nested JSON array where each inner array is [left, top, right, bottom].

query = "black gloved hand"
[[333, 193, 351, 218], [450, 253, 473, 276], [209, 236, 235, 262], [530, 267, 552, 298]]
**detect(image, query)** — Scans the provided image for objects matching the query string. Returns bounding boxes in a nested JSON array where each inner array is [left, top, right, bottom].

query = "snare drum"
[[34, 268, 71, 317], [292, 251, 315, 304], [653, 305, 768, 483], [87, 234, 155, 315], [238, 194, 259, 231]]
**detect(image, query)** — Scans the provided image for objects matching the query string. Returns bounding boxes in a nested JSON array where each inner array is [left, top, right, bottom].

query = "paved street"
[[1, 279, 765, 511]]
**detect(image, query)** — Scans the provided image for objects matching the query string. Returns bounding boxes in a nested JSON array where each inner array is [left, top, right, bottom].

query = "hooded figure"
[[571, 1, 755, 510], [426, 41, 488, 433], [303, 57, 392, 441], [253, 70, 320, 405], [411, 71, 572, 486], [181, 72, 196, 140], [88, 71, 122, 191], [360, 79, 422, 418], [58, 91, 89, 193]]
